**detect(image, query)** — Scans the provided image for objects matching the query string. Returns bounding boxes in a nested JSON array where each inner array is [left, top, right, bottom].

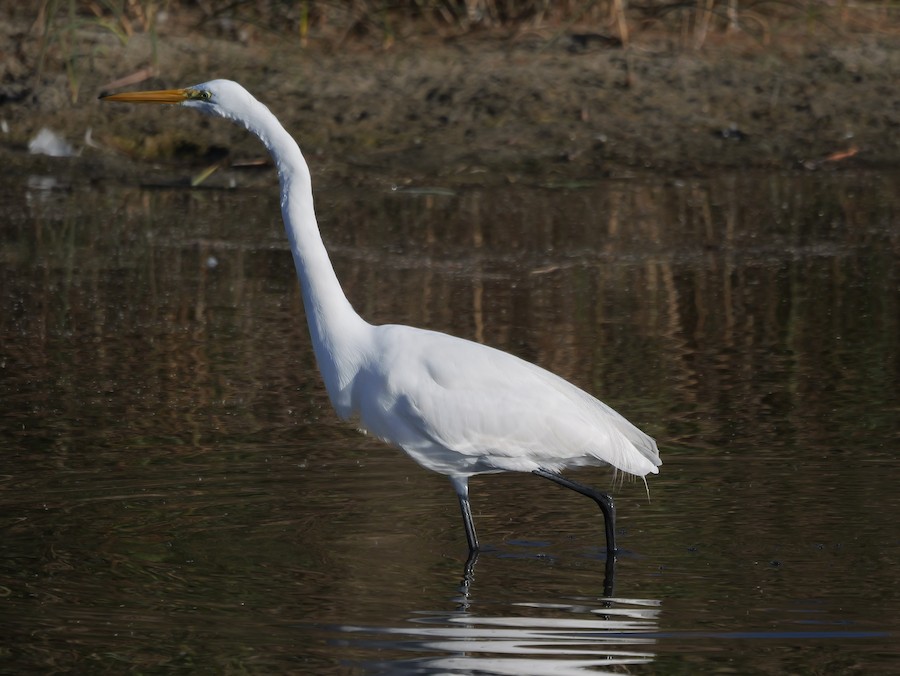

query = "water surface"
[[1, 161, 898, 673]]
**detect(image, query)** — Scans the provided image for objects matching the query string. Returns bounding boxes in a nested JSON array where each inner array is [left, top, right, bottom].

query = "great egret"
[[101, 80, 661, 560]]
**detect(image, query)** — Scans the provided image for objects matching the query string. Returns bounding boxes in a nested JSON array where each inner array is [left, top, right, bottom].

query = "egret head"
[[101, 78, 297, 171], [100, 79, 256, 124]]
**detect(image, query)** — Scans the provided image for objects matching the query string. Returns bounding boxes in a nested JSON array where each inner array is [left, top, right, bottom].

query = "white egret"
[[101, 80, 661, 559]]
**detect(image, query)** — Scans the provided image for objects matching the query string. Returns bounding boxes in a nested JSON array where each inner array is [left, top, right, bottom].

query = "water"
[[1, 159, 898, 673]]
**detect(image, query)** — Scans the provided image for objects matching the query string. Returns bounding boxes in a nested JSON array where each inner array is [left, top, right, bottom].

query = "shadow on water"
[[1, 159, 898, 672]]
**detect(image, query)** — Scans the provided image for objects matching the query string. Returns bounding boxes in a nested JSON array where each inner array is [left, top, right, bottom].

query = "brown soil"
[[2, 16, 899, 185]]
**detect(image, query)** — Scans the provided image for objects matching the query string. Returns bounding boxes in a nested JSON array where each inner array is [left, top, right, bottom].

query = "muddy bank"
[[2, 19, 898, 185]]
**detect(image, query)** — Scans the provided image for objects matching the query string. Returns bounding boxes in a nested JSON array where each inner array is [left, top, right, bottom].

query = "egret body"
[[101, 80, 661, 559]]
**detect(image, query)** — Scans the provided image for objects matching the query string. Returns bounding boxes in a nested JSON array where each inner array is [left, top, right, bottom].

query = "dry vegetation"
[[5, 1, 900, 179], [27, 1, 900, 47]]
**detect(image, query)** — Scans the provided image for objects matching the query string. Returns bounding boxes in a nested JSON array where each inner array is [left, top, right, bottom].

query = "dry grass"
[[31, 1, 900, 45], [23, 0, 900, 102]]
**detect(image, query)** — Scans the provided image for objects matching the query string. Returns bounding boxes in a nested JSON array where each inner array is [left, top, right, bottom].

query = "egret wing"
[[365, 326, 659, 477]]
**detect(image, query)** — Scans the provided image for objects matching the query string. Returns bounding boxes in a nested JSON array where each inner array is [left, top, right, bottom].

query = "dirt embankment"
[[2, 16, 898, 184]]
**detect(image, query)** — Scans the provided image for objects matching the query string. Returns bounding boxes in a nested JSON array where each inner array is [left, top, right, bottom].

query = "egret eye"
[[187, 88, 211, 101]]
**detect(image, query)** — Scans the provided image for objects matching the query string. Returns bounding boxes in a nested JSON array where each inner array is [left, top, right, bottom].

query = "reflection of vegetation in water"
[[3, 168, 898, 671], [6, 171, 897, 458]]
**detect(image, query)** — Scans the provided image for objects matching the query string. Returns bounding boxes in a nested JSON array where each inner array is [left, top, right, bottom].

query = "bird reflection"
[[336, 598, 658, 675], [334, 554, 657, 675], [460, 549, 616, 600]]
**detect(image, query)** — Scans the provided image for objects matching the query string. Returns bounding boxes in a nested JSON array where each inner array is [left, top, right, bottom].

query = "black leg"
[[532, 468, 617, 558], [451, 476, 479, 553], [603, 551, 616, 598], [458, 492, 479, 552]]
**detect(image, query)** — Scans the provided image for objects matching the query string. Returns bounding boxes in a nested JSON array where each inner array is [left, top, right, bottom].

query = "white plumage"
[[102, 79, 661, 558], [350, 324, 659, 479]]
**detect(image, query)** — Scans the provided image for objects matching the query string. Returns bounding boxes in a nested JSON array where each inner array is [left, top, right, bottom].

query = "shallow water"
[[1, 161, 898, 673]]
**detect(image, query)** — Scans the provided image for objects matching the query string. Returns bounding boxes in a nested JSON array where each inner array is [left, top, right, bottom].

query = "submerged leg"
[[532, 468, 617, 557], [461, 548, 479, 600], [450, 475, 479, 552]]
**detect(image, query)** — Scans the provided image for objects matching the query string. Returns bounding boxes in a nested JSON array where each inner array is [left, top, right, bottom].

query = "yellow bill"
[[100, 89, 189, 104]]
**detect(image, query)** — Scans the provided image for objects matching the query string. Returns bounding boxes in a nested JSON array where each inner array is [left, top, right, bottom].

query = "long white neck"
[[231, 96, 370, 415]]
